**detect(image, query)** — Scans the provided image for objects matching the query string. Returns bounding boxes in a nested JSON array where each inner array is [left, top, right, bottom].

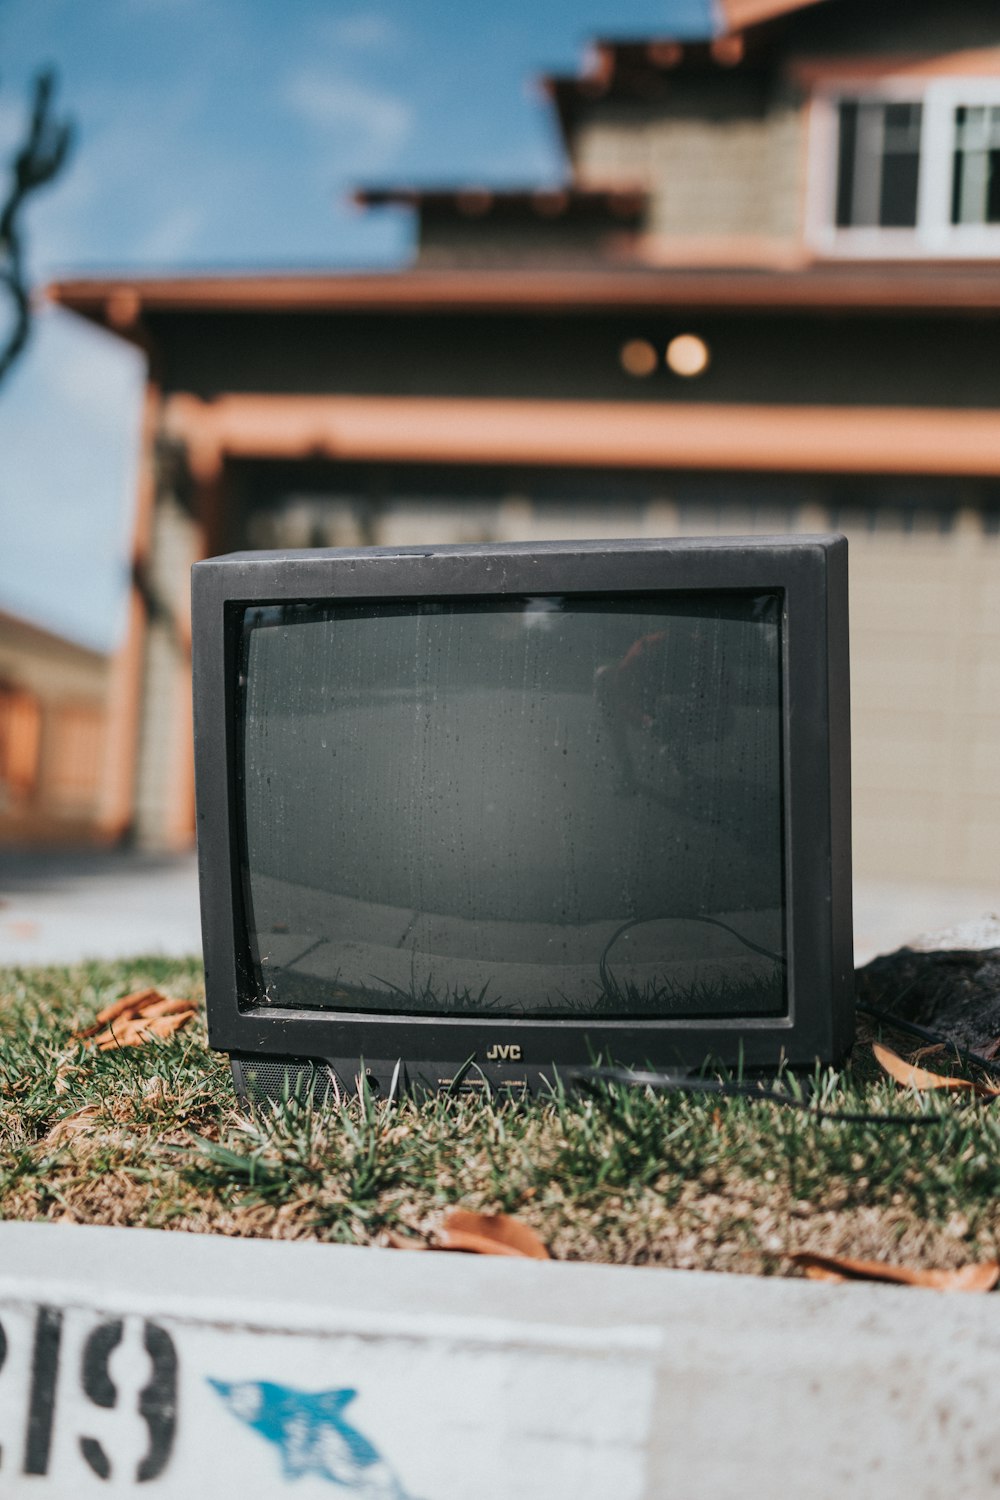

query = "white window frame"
[[807, 76, 1000, 258]]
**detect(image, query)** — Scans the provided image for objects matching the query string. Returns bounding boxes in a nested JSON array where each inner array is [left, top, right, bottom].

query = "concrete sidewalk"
[[0, 846, 996, 967], [0, 848, 202, 966]]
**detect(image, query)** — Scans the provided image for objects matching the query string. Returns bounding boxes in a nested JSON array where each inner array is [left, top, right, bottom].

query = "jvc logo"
[[485, 1044, 522, 1062]]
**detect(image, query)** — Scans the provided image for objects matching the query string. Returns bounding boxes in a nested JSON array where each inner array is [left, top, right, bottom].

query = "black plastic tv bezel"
[[192, 535, 853, 1082]]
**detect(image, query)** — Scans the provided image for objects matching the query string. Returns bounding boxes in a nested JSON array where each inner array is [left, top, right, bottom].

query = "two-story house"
[[49, 0, 1000, 899]]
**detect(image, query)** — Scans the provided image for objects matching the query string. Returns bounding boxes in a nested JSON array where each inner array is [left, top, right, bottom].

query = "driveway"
[[0, 848, 202, 966]]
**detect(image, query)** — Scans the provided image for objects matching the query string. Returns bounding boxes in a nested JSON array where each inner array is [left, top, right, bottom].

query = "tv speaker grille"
[[232, 1055, 337, 1107]]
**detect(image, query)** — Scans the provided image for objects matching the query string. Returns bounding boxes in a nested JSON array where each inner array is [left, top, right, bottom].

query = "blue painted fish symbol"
[[208, 1379, 418, 1497]]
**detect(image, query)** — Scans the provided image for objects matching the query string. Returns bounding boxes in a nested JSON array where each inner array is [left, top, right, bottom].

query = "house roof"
[[717, 0, 829, 31], [352, 186, 646, 225], [539, 24, 800, 157], [542, 37, 763, 114], [46, 264, 1000, 342]]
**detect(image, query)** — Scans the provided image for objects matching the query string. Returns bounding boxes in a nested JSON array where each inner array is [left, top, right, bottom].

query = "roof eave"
[[45, 265, 1000, 338], [717, 0, 829, 35]]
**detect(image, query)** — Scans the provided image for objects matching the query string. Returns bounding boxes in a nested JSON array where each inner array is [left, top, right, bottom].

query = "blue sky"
[[0, 0, 713, 649]]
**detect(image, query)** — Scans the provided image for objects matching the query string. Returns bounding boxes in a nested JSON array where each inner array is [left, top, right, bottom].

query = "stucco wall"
[[848, 511, 1000, 885]]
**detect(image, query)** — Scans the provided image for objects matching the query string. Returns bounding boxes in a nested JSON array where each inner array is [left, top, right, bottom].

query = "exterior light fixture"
[[666, 333, 710, 377], [620, 338, 658, 377], [711, 35, 745, 66]]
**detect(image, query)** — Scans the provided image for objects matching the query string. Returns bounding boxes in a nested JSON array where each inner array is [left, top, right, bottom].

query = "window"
[[813, 80, 1000, 255], [952, 105, 1000, 226], [836, 101, 923, 228], [47, 704, 104, 812], [0, 686, 41, 800]]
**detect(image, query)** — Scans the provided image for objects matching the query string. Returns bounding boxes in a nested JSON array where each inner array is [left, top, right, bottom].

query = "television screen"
[[239, 593, 785, 1023], [193, 537, 852, 1098]]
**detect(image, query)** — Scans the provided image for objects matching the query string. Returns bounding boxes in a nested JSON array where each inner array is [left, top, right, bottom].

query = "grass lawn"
[[1, 957, 999, 1276]]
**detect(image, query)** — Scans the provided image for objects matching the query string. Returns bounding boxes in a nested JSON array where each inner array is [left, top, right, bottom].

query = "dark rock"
[[855, 946, 1000, 1057]]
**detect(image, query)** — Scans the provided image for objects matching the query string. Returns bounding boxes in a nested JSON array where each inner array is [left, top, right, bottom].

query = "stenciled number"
[[79, 1318, 123, 1479], [23, 1306, 63, 1476], [79, 1317, 178, 1482], [13, 1306, 178, 1481], [0, 1315, 6, 1468], [136, 1321, 178, 1482]]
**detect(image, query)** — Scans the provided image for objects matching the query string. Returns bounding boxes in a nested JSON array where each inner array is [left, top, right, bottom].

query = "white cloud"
[[284, 70, 413, 173]]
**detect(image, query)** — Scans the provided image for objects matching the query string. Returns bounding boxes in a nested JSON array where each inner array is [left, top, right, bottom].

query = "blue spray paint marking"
[[208, 1379, 418, 1497]]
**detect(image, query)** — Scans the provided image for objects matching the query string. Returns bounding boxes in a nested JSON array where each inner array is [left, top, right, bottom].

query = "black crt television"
[[192, 536, 853, 1104]]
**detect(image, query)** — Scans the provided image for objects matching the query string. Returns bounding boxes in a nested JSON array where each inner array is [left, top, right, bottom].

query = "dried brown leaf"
[[76, 995, 152, 1040], [94, 1018, 144, 1050], [77, 989, 198, 1044], [872, 1042, 996, 1098], [94, 988, 161, 1026], [44, 1105, 101, 1147], [910, 1044, 945, 1064], [146, 1012, 195, 1039], [53, 1062, 74, 1096], [790, 1251, 1000, 1292], [140, 995, 200, 1020], [91, 1006, 196, 1051], [384, 1229, 428, 1251], [435, 1209, 550, 1260], [74, 1018, 109, 1041]]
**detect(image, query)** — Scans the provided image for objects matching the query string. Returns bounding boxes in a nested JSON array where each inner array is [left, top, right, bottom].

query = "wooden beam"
[[790, 48, 1000, 87], [94, 380, 162, 842], [47, 265, 1000, 325], [164, 392, 1000, 479]]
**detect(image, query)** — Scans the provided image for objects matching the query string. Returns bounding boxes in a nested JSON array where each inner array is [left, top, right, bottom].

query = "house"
[[48, 0, 1000, 892], [0, 608, 108, 844]]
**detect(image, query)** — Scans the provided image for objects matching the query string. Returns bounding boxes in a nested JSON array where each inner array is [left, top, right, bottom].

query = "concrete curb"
[[0, 1222, 996, 1497]]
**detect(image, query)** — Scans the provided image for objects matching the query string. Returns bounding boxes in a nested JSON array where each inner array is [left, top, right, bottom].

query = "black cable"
[[856, 1000, 1000, 1080], [570, 1064, 944, 1126]]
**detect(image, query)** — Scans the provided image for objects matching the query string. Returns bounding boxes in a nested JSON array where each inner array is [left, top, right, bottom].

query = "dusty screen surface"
[[239, 594, 786, 1018]]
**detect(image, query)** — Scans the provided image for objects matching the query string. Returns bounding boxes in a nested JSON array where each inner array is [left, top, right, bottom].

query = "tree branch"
[[0, 69, 74, 386]]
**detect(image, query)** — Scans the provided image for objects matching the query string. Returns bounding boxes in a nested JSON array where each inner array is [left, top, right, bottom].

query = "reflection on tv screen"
[[239, 593, 786, 1020]]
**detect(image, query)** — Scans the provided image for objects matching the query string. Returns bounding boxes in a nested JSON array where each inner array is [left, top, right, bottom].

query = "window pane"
[[879, 102, 922, 227], [952, 104, 1000, 225], [835, 101, 858, 227], [835, 99, 921, 229]]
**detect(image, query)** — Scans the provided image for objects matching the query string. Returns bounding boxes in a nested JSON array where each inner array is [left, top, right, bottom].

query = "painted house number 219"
[[0, 1306, 178, 1482]]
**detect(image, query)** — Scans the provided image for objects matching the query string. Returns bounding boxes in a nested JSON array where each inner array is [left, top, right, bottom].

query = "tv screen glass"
[[238, 593, 785, 1021]]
